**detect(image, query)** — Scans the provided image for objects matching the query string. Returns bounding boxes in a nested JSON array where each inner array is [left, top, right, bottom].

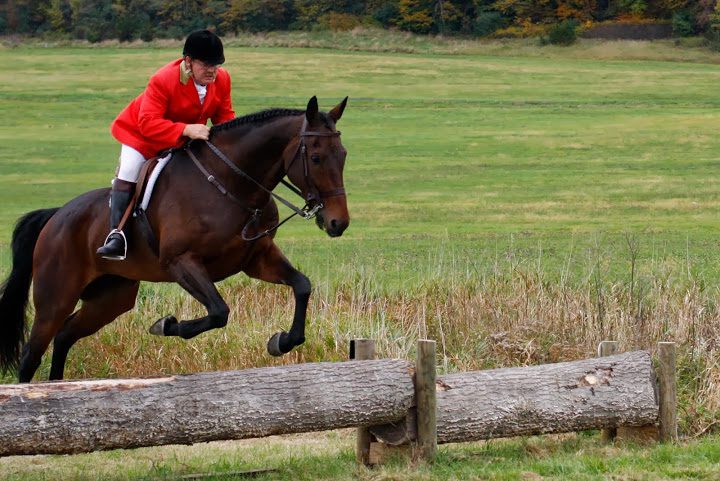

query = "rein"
[[185, 124, 342, 241]]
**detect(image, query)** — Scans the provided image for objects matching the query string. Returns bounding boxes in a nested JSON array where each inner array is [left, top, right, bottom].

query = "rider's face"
[[186, 57, 221, 86]]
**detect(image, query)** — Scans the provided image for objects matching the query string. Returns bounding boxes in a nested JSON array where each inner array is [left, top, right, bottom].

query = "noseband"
[[185, 122, 344, 241]]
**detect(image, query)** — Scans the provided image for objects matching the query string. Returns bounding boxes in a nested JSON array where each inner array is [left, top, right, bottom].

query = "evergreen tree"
[[72, 0, 115, 42], [157, 0, 207, 38], [223, 0, 295, 33], [113, 0, 159, 41]]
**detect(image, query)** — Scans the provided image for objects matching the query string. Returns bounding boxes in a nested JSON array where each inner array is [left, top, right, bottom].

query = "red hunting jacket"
[[111, 59, 235, 159]]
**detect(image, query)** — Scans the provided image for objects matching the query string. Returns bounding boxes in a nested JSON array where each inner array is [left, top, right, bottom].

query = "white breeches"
[[116, 145, 147, 183]]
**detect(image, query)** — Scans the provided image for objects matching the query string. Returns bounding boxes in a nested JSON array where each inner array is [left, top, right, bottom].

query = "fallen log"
[[437, 350, 658, 443], [370, 351, 658, 444], [0, 360, 415, 456], [1, 351, 660, 457]]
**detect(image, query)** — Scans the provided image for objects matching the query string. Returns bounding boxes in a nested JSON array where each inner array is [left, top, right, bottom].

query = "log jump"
[[0, 360, 415, 456], [0, 340, 676, 462]]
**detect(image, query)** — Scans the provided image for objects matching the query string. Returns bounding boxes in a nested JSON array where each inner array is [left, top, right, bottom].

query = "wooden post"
[[352, 339, 376, 465], [415, 339, 437, 463], [598, 341, 619, 443], [597, 340, 619, 357], [657, 342, 678, 442]]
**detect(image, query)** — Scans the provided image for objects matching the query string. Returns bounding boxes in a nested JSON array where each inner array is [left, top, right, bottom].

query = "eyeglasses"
[[193, 60, 222, 70]]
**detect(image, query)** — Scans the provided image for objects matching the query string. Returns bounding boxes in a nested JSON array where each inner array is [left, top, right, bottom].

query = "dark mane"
[[211, 108, 303, 133], [211, 108, 334, 133]]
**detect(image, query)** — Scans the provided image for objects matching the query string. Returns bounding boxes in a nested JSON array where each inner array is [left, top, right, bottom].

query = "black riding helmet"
[[183, 30, 225, 65]]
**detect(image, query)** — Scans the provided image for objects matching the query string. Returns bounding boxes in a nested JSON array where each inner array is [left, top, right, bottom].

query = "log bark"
[[0, 360, 414, 456], [436, 351, 658, 444], [371, 351, 658, 445]]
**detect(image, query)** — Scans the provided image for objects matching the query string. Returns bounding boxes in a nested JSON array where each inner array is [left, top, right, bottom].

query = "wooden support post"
[[352, 339, 376, 465], [657, 342, 678, 442], [598, 341, 619, 443], [415, 339, 437, 463]]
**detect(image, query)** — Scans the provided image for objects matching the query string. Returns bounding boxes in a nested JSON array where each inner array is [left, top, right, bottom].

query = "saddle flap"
[[137, 152, 173, 212]]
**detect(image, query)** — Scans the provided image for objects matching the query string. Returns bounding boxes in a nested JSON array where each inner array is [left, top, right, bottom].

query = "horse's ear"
[[306, 96, 320, 126], [329, 97, 348, 123]]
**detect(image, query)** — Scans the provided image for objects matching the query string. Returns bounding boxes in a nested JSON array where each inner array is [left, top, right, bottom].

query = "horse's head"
[[285, 96, 350, 238]]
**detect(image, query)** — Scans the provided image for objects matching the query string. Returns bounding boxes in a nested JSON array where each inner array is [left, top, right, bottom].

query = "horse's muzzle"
[[315, 207, 349, 237], [325, 217, 349, 237]]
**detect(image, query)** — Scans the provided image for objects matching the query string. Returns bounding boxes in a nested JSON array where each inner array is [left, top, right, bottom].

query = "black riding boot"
[[96, 180, 135, 260]]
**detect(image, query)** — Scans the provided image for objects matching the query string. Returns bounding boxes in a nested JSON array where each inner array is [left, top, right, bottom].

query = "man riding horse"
[[98, 30, 235, 260], [0, 31, 350, 382]]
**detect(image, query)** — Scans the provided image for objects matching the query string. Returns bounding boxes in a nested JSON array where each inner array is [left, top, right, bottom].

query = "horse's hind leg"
[[49, 276, 139, 380], [244, 241, 311, 356], [18, 275, 84, 383]]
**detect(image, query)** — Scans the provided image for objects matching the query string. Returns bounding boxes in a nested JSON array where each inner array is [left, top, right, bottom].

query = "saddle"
[[115, 150, 173, 253]]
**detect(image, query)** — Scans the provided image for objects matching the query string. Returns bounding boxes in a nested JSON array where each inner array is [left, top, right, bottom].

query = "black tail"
[[0, 208, 59, 373]]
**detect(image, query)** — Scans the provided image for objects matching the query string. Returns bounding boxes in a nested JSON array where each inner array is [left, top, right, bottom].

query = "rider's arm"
[[136, 74, 188, 146]]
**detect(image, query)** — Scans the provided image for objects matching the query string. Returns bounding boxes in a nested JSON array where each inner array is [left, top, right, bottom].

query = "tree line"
[[1, 0, 718, 42]]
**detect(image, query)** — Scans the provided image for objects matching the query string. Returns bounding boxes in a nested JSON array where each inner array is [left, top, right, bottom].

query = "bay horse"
[[0, 96, 349, 383]]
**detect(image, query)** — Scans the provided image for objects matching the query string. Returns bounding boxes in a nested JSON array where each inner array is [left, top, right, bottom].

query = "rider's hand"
[[183, 124, 211, 140]]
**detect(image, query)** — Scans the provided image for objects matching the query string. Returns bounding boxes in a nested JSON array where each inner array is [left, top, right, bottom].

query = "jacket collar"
[[179, 60, 191, 85]]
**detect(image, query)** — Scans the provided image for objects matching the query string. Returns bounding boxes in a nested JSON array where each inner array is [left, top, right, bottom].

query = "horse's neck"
[[215, 116, 301, 191]]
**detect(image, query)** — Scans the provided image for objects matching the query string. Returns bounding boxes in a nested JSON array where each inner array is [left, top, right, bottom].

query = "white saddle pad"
[[139, 152, 172, 212]]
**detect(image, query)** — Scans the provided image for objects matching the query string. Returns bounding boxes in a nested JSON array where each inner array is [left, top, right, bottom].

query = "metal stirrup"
[[101, 229, 128, 260]]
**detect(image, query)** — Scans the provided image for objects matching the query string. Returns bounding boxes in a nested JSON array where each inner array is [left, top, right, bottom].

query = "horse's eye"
[[311, 154, 321, 164]]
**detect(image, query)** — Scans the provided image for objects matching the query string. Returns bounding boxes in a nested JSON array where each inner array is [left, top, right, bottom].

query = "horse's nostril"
[[325, 218, 348, 237]]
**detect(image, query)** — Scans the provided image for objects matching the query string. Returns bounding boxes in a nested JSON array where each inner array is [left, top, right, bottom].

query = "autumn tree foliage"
[[1, 0, 717, 40]]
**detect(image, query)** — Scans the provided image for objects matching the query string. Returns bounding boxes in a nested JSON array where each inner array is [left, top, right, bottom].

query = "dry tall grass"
[[57, 259, 720, 437]]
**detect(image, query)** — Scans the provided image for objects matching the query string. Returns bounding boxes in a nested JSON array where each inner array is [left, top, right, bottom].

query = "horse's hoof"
[[149, 316, 177, 336], [267, 332, 288, 357]]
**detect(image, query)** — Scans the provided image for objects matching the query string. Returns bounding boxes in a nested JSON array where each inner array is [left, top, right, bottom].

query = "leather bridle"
[[185, 121, 344, 241], [290, 125, 345, 205]]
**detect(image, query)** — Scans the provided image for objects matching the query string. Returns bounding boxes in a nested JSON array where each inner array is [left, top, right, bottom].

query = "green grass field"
[[2, 40, 720, 288], [1, 430, 719, 481], [1, 33, 720, 479]]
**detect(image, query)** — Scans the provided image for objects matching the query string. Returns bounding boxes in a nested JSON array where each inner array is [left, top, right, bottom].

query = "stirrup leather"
[[101, 229, 128, 260]]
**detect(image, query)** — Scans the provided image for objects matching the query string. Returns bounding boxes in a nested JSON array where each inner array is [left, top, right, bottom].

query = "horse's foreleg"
[[265, 268, 310, 356], [149, 253, 230, 339], [245, 241, 310, 356]]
